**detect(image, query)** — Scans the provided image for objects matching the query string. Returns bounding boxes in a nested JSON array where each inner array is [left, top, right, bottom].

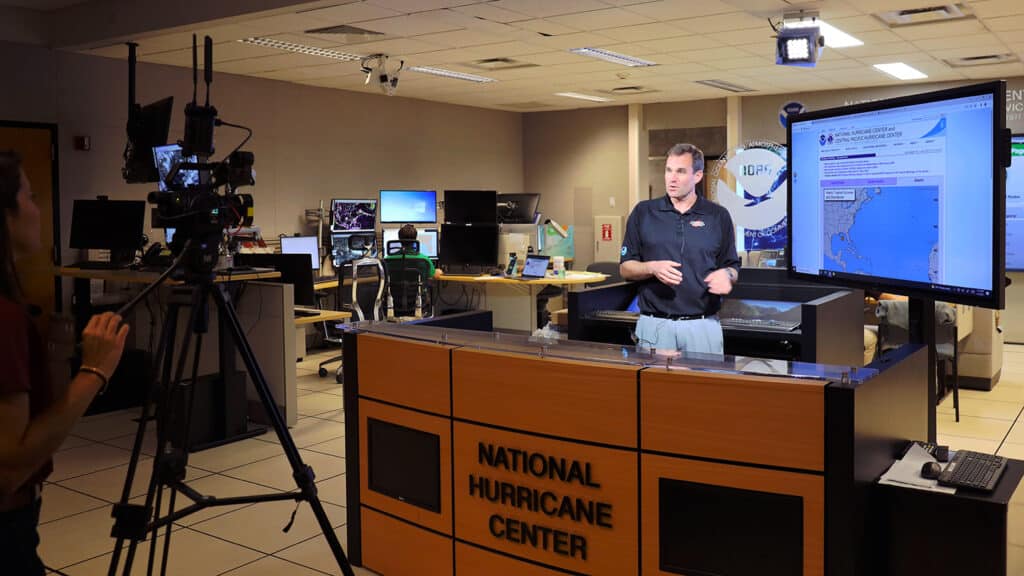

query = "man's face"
[[664, 152, 703, 201]]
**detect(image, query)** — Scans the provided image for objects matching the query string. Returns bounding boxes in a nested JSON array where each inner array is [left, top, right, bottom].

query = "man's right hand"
[[646, 260, 683, 286]]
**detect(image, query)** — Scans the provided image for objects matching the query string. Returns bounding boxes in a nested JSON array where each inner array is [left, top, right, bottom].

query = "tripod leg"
[[108, 297, 181, 576], [211, 285, 356, 576]]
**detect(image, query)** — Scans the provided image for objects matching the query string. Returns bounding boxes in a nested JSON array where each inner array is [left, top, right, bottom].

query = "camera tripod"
[[106, 258, 355, 576]]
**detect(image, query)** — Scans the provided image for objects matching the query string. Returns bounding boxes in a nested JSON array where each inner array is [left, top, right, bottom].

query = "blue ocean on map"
[[825, 186, 938, 282]]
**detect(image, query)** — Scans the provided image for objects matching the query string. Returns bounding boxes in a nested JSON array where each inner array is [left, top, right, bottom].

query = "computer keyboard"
[[938, 450, 1007, 492], [719, 317, 800, 331], [590, 310, 640, 322]]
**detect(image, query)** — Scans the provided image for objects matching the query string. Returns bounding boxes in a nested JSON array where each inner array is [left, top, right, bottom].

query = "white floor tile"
[[50, 443, 135, 482], [190, 498, 345, 554], [186, 438, 286, 473], [221, 555, 326, 575], [59, 458, 208, 503], [39, 484, 107, 525], [223, 450, 345, 492], [297, 392, 344, 417]]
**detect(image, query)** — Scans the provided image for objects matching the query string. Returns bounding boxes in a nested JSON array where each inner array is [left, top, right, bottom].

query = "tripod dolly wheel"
[[335, 371, 344, 384], [318, 367, 328, 377]]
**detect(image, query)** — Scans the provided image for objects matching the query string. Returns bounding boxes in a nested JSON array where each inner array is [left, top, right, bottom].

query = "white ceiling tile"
[[853, 51, 938, 64], [514, 19, 582, 35], [215, 52, 335, 74], [489, 0, 611, 18], [959, 61, 1024, 78], [840, 41, 919, 58], [914, 33, 1007, 52], [682, 45, 763, 62], [357, 12, 466, 36], [636, 35, 722, 53], [668, 12, 767, 34], [970, 0, 1024, 19], [364, 0, 480, 13], [593, 41, 662, 56], [415, 28, 516, 48], [138, 48, 192, 66], [522, 31, 619, 50], [840, 0, 952, 12], [518, 50, 592, 65], [930, 43, 1018, 60], [339, 37, 448, 55], [712, 55, 774, 69], [547, 7, 655, 30], [132, 32, 200, 55], [987, 15, 1024, 32], [892, 19, 988, 40], [825, 15, 889, 33], [267, 33, 340, 48], [235, 13, 327, 36], [599, 22, 694, 42], [213, 39, 294, 62], [623, 0, 741, 20], [450, 3, 534, 23], [462, 40, 550, 57], [258, 62, 361, 81], [296, 2, 404, 24], [851, 29, 903, 44], [712, 28, 776, 46]]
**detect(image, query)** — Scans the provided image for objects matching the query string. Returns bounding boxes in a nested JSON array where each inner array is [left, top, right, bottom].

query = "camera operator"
[[0, 151, 130, 575]]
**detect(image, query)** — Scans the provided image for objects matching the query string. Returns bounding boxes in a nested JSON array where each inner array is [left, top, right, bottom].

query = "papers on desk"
[[878, 444, 956, 494]]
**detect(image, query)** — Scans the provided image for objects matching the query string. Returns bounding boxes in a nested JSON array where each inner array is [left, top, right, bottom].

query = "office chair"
[[317, 234, 384, 382], [876, 300, 959, 421], [383, 240, 433, 319], [585, 261, 623, 287]]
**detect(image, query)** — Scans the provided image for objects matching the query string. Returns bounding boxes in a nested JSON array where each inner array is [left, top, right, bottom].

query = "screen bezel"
[[786, 80, 1006, 309], [329, 198, 377, 233], [1007, 134, 1023, 272], [379, 189, 438, 224]]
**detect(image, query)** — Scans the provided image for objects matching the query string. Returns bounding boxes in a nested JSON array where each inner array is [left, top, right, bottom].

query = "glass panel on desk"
[[348, 322, 876, 383]]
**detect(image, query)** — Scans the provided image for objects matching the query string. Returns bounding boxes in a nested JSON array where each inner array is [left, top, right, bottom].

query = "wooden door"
[[0, 122, 59, 317]]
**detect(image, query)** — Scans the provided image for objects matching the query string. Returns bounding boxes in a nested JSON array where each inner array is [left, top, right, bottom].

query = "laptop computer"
[[520, 254, 550, 279]]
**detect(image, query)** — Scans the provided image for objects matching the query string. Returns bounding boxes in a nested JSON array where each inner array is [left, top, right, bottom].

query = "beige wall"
[[644, 98, 727, 131], [522, 106, 629, 268], [0, 42, 523, 268]]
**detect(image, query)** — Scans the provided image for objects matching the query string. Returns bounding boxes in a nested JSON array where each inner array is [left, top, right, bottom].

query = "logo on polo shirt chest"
[[690, 220, 705, 228]]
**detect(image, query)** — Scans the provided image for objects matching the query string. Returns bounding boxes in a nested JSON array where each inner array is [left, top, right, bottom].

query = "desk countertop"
[[294, 308, 351, 326], [436, 270, 607, 286], [57, 266, 281, 284]]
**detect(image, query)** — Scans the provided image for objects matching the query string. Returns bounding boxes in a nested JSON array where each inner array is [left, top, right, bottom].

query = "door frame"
[[0, 120, 62, 312]]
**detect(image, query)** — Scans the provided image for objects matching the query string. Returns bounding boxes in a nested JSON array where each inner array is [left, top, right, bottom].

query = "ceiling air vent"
[[694, 79, 755, 93], [304, 24, 385, 42], [876, 4, 972, 26], [597, 85, 660, 96], [501, 101, 552, 110], [463, 57, 539, 71], [944, 53, 1019, 67]]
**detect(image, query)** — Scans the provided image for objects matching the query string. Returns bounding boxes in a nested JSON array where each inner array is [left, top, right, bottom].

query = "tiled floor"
[[42, 351, 376, 576], [39, 345, 1024, 574]]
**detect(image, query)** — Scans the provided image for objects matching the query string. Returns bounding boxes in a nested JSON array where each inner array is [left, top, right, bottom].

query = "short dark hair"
[[666, 143, 704, 172], [398, 224, 417, 240], [0, 151, 23, 299]]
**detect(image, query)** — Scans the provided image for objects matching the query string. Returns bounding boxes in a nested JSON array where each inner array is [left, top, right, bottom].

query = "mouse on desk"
[[921, 461, 943, 480]]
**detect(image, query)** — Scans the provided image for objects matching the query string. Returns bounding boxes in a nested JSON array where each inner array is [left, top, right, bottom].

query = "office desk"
[[437, 271, 607, 332], [314, 279, 339, 291], [294, 308, 351, 361]]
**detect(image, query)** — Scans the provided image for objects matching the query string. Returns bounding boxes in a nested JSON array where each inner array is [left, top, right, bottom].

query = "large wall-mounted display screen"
[[1007, 135, 1024, 270]]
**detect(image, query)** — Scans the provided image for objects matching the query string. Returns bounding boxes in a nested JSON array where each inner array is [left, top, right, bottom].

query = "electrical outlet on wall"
[[609, 196, 615, 207]]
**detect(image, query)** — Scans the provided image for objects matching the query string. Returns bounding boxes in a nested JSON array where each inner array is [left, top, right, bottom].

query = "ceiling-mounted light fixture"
[[569, 47, 657, 67], [554, 92, 612, 102], [238, 37, 363, 61], [407, 66, 496, 83]]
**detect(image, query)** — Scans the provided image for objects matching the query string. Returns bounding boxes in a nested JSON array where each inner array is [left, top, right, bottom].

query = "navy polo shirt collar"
[[657, 193, 709, 215]]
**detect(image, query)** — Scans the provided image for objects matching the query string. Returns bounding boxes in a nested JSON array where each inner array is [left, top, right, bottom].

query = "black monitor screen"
[[233, 253, 315, 307], [444, 190, 497, 225], [367, 418, 441, 512], [659, 478, 803, 575], [1007, 135, 1024, 270], [788, 80, 1006, 309], [497, 193, 540, 224], [379, 190, 437, 224], [439, 224, 498, 268], [69, 200, 146, 251], [331, 199, 377, 232]]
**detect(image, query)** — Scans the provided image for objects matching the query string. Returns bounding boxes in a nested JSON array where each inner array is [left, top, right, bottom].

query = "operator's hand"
[[704, 268, 734, 295], [81, 312, 130, 380], [646, 260, 683, 286]]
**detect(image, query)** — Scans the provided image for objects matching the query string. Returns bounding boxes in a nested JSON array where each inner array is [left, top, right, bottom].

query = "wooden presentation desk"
[[342, 323, 929, 576], [437, 270, 607, 332]]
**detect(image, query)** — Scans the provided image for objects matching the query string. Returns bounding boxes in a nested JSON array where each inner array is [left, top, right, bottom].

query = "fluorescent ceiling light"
[[873, 62, 928, 80], [554, 92, 612, 102], [407, 66, 496, 83], [569, 47, 657, 67], [238, 37, 363, 61], [785, 19, 863, 48]]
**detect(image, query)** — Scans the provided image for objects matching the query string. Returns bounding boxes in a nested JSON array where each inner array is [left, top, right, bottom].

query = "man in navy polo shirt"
[[619, 143, 740, 356]]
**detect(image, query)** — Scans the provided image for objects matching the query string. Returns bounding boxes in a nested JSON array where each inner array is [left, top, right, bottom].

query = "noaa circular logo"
[[819, 133, 827, 146], [779, 101, 805, 129], [621, 246, 628, 256], [711, 143, 788, 230]]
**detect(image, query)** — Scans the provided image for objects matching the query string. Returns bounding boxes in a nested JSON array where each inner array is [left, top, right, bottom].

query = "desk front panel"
[[358, 333, 453, 416], [455, 542, 571, 575], [453, 421, 638, 575], [361, 507, 452, 576], [452, 348, 639, 448], [641, 369, 826, 472]]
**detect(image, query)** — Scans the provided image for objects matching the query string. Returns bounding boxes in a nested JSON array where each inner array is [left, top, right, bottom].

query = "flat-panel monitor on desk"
[[497, 193, 540, 224], [330, 198, 377, 233], [382, 227, 438, 258], [1007, 135, 1024, 271], [69, 199, 146, 260], [233, 253, 316, 307], [788, 80, 1007, 309], [439, 224, 498, 273], [444, 190, 497, 225], [281, 235, 321, 270], [379, 190, 437, 224]]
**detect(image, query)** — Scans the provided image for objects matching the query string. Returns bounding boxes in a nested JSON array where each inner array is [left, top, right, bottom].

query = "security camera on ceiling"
[[360, 53, 404, 96]]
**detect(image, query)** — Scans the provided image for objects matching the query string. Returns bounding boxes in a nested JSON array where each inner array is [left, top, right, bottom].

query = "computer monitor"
[[379, 190, 437, 224], [382, 227, 438, 258], [439, 224, 498, 269], [153, 144, 199, 192], [281, 235, 320, 271], [69, 199, 146, 251], [1007, 135, 1024, 271], [497, 193, 540, 224], [123, 96, 173, 184], [330, 198, 377, 232], [165, 228, 176, 244], [444, 190, 497, 225], [233, 253, 316, 307], [788, 80, 1006, 309]]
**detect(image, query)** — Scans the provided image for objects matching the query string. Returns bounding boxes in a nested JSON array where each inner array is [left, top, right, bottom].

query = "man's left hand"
[[704, 268, 734, 295]]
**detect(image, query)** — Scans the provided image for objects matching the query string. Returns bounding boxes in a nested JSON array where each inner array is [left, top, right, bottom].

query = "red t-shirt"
[[0, 296, 55, 494]]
